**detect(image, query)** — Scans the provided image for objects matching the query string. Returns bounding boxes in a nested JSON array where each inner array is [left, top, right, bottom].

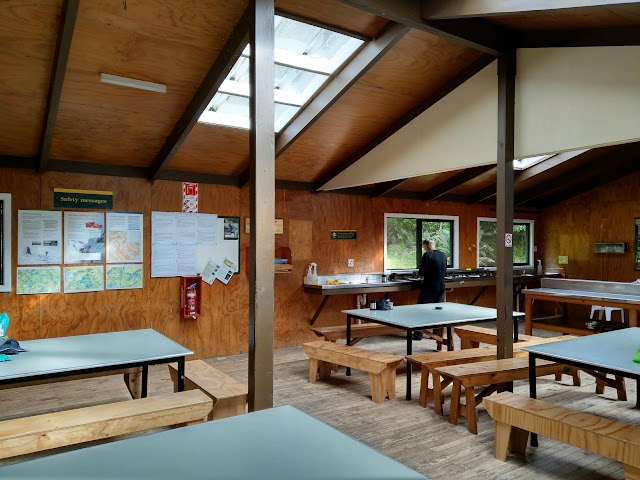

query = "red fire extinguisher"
[[185, 283, 198, 313]]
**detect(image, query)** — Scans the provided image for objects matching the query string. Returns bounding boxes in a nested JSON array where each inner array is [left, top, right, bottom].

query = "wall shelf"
[[592, 243, 628, 254]]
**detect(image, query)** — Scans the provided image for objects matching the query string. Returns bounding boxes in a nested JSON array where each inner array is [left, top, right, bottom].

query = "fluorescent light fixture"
[[100, 73, 166, 93]]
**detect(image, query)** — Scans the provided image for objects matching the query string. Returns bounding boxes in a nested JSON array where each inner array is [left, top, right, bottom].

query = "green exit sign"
[[330, 230, 357, 240], [558, 255, 569, 265]]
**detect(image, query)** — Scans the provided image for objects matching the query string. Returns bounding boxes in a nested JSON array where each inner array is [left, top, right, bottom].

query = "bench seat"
[[311, 323, 447, 349], [483, 392, 640, 479], [302, 341, 403, 403], [435, 357, 580, 434], [0, 390, 212, 460], [169, 360, 247, 421], [455, 325, 538, 349]]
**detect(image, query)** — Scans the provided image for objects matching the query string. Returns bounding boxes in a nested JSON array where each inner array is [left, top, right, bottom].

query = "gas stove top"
[[445, 270, 496, 280]]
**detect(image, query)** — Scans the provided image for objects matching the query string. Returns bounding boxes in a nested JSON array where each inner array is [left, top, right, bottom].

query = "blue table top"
[[522, 328, 640, 377], [0, 329, 192, 382], [0, 406, 428, 479], [343, 302, 524, 329]]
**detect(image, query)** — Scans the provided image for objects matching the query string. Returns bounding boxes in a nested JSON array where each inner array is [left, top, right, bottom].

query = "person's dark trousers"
[[413, 291, 446, 340]]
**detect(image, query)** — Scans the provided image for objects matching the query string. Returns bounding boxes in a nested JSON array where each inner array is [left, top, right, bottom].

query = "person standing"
[[413, 239, 447, 340]]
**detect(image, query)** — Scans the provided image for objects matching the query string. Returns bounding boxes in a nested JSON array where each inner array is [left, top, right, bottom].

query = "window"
[[477, 218, 534, 267], [198, 16, 364, 132], [384, 214, 459, 272]]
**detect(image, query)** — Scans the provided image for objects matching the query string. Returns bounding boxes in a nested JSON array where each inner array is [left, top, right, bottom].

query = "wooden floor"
[[1, 324, 638, 479]]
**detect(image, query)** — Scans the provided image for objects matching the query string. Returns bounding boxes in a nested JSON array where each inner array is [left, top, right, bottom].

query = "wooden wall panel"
[[1, 167, 543, 355], [0, 1, 62, 156], [49, 0, 247, 166]]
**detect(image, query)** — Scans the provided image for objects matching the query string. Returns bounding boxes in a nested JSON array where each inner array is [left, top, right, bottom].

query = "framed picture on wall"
[[635, 218, 640, 271], [0, 193, 11, 292]]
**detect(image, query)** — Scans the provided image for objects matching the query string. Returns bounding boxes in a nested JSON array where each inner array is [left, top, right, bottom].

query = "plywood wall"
[[0, 167, 540, 357]]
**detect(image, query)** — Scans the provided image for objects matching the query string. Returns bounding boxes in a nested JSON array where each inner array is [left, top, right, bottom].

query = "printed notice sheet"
[[106, 212, 143, 263], [202, 257, 237, 285], [151, 212, 217, 277], [64, 211, 105, 264], [16, 266, 61, 294], [18, 210, 62, 265], [64, 266, 104, 293]]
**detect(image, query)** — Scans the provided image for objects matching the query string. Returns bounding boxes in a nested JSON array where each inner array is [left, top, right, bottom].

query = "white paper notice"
[[213, 258, 237, 285], [64, 211, 105, 264], [106, 212, 143, 263], [151, 243, 177, 277], [201, 258, 217, 285], [176, 244, 198, 276], [18, 210, 63, 265], [197, 214, 218, 245], [151, 212, 177, 244], [176, 214, 198, 244]]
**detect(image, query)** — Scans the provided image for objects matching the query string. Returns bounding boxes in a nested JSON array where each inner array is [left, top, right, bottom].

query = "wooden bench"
[[483, 392, 640, 479], [0, 390, 212, 460], [168, 360, 247, 421], [302, 341, 404, 403], [455, 325, 538, 349], [435, 357, 580, 434], [311, 323, 447, 349], [407, 335, 577, 413]]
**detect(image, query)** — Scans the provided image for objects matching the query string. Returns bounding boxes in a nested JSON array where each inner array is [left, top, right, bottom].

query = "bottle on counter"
[[537, 259, 543, 275]]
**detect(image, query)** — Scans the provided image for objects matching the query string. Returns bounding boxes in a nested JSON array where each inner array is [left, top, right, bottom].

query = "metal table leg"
[[177, 357, 185, 392], [346, 315, 352, 377], [141, 365, 149, 398], [447, 327, 453, 351], [529, 354, 538, 447], [514, 316, 519, 343], [406, 331, 413, 400]]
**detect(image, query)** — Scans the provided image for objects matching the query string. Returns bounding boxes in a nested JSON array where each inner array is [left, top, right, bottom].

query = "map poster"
[[64, 211, 105, 264], [106, 264, 143, 290], [64, 266, 104, 293], [16, 266, 61, 295], [106, 212, 143, 263], [18, 210, 62, 265]]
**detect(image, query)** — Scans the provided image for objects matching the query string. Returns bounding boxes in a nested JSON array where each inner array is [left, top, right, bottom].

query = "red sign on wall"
[[182, 182, 198, 213]]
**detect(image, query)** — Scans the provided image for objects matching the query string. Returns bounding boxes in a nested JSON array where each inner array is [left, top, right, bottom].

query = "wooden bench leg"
[[615, 376, 627, 401], [570, 368, 581, 386], [385, 367, 397, 401], [318, 361, 332, 381], [419, 367, 429, 408], [494, 421, 511, 461], [596, 378, 605, 394], [449, 379, 462, 426], [211, 397, 247, 421], [624, 464, 640, 480], [369, 372, 387, 404], [465, 384, 478, 435], [460, 338, 474, 349], [433, 373, 452, 417], [309, 358, 319, 384], [124, 368, 143, 399]]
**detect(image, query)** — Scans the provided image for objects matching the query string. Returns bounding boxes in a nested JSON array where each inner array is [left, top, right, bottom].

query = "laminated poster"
[[18, 210, 62, 265], [64, 211, 105, 264]]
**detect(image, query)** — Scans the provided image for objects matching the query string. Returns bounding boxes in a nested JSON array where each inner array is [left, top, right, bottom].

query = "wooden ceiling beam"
[[517, 26, 640, 48], [149, 9, 250, 181], [336, 0, 509, 55], [314, 54, 495, 191], [38, 0, 79, 173], [422, 165, 494, 201], [420, 1, 640, 20], [370, 178, 410, 197]]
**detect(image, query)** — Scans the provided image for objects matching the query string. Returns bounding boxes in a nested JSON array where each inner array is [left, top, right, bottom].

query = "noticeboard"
[[635, 218, 640, 271]]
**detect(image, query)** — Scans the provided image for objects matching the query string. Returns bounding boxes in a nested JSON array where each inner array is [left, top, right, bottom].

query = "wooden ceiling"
[[1, 0, 639, 209]]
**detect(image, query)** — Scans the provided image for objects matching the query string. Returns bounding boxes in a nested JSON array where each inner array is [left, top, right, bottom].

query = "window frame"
[[476, 217, 535, 268], [384, 213, 459, 273]]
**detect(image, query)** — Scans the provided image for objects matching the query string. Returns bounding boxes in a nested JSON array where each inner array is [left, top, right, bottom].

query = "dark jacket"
[[418, 249, 447, 293]]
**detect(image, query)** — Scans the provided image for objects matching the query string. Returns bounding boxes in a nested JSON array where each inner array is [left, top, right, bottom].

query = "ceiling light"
[[100, 73, 166, 93]]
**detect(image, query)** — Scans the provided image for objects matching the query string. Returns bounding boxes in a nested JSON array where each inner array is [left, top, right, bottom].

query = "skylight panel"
[[198, 16, 364, 133], [513, 154, 554, 170]]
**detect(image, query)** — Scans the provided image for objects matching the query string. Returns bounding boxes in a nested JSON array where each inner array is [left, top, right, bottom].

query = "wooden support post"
[[248, 0, 275, 412], [495, 49, 516, 373]]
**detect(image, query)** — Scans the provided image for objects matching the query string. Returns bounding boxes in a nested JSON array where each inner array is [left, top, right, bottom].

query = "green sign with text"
[[54, 188, 113, 210], [330, 230, 357, 240]]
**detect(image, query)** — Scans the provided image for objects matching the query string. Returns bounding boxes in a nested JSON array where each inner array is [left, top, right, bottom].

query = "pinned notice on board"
[[182, 182, 198, 213], [201, 257, 237, 285]]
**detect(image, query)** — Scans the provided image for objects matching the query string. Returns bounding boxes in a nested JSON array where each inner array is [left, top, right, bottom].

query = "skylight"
[[198, 16, 364, 133], [513, 154, 554, 170]]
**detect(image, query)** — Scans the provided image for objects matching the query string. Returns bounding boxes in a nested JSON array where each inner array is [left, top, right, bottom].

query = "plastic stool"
[[590, 305, 624, 322]]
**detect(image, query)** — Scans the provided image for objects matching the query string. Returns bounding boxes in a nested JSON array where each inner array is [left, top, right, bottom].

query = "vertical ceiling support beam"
[[148, 10, 249, 180], [38, 0, 79, 172], [495, 49, 516, 366], [248, 0, 275, 412]]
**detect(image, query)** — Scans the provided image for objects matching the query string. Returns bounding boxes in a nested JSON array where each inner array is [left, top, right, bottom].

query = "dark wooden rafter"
[[517, 26, 640, 48], [517, 143, 640, 207], [315, 54, 495, 191], [336, 0, 509, 55], [237, 21, 411, 187], [514, 150, 589, 184], [38, 0, 79, 173], [370, 178, 409, 197], [420, 0, 640, 19], [148, 9, 250, 181], [421, 165, 494, 201]]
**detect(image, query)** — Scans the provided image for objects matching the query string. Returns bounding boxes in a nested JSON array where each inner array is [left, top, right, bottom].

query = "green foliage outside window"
[[386, 217, 453, 270], [479, 220, 530, 267]]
